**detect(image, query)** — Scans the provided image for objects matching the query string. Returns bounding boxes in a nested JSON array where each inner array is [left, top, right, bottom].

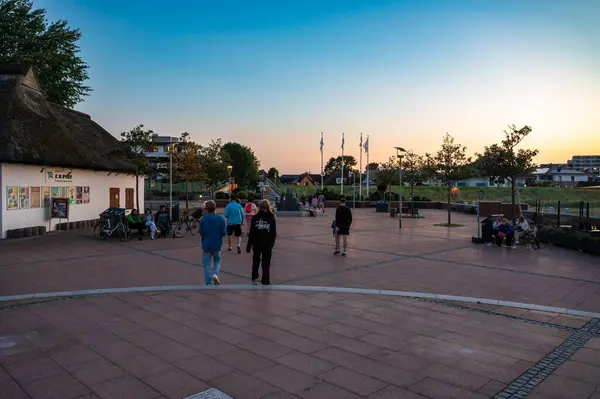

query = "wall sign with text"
[[46, 169, 73, 183]]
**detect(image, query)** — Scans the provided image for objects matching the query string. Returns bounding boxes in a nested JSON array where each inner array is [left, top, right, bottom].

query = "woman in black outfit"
[[246, 200, 277, 285]]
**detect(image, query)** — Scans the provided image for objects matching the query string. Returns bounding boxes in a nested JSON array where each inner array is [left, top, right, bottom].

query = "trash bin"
[[169, 202, 180, 221], [481, 216, 494, 242], [375, 201, 389, 213]]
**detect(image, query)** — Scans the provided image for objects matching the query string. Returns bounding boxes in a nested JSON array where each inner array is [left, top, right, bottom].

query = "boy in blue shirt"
[[224, 197, 244, 253], [199, 200, 227, 285]]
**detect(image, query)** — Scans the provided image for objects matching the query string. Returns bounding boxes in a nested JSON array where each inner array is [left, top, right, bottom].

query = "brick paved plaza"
[[1, 209, 600, 398]]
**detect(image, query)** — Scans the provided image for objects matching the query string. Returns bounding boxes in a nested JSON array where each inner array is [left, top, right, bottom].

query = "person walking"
[[224, 197, 244, 253], [246, 200, 277, 285], [244, 200, 258, 235], [334, 198, 352, 256], [318, 192, 325, 212], [199, 200, 227, 285]]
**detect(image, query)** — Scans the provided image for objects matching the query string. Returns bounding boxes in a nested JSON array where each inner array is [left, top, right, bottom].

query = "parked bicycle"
[[94, 213, 128, 241], [171, 210, 199, 238]]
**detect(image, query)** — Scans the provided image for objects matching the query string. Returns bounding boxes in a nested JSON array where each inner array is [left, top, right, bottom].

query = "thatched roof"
[[0, 64, 135, 173]]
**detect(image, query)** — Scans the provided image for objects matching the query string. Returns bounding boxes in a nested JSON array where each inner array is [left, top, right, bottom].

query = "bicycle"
[[94, 215, 128, 241], [171, 211, 199, 238]]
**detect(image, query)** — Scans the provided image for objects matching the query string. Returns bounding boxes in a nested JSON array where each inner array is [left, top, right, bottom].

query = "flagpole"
[[341, 133, 344, 195], [359, 133, 363, 201], [320, 132, 324, 188], [366, 135, 370, 199]]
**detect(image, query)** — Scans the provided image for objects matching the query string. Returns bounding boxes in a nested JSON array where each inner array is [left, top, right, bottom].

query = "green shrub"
[[369, 191, 384, 201]]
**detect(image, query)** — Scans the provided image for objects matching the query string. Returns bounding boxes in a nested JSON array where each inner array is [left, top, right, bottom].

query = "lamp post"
[[167, 144, 178, 221], [226, 165, 233, 203], [394, 147, 407, 229], [349, 166, 358, 209]]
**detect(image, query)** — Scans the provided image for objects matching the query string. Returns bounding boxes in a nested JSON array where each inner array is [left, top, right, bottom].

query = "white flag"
[[363, 136, 369, 153], [341, 133, 345, 150], [320, 133, 324, 153]]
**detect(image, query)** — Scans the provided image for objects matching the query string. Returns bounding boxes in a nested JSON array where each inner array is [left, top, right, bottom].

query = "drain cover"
[[183, 388, 234, 399]]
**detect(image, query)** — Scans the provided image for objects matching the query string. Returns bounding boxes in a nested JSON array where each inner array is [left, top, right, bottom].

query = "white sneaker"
[[486, 242, 493, 247], [212, 274, 220, 285], [511, 245, 517, 250]]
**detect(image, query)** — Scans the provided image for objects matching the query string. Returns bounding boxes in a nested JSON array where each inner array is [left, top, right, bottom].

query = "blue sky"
[[39, 0, 600, 173]]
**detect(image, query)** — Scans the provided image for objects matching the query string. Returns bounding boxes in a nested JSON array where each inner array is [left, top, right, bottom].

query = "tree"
[[267, 167, 279, 184], [366, 162, 380, 171], [376, 157, 400, 199], [119, 125, 158, 210], [476, 125, 538, 224], [324, 155, 357, 176], [402, 150, 430, 200], [198, 139, 228, 197], [0, 0, 91, 107], [172, 132, 204, 212], [221, 142, 260, 187], [425, 133, 472, 225]]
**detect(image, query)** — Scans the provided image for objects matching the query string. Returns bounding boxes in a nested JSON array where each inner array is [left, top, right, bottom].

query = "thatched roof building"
[[0, 64, 134, 172]]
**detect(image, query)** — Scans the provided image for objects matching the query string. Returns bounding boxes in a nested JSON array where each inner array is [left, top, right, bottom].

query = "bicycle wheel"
[[117, 223, 128, 242], [189, 219, 199, 235], [172, 221, 188, 238], [94, 223, 108, 240]]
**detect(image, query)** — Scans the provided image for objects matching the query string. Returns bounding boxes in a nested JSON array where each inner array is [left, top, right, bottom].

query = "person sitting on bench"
[[496, 218, 516, 249], [127, 209, 145, 240], [155, 205, 171, 238]]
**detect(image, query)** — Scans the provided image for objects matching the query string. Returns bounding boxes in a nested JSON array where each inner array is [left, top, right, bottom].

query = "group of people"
[[126, 205, 171, 240], [300, 193, 326, 211], [488, 215, 540, 250], [200, 197, 277, 286], [199, 196, 354, 286]]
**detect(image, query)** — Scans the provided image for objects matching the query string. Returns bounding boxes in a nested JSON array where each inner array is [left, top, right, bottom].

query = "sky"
[[39, 0, 600, 173]]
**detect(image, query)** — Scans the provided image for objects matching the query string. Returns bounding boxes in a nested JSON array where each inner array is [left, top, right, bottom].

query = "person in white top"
[[515, 215, 530, 246], [244, 201, 258, 235]]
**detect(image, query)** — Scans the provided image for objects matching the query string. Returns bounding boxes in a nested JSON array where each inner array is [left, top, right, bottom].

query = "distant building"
[[567, 155, 600, 173], [279, 173, 322, 186], [145, 136, 180, 181], [533, 167, 588, 187]]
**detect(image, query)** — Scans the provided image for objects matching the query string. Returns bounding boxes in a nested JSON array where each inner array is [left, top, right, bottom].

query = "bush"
[[376, 183, 387, 193], [215, 191, 227, 199], [369, 191, 383, 201], [247, 192, 259, 201], [538, 227, 600, 255]]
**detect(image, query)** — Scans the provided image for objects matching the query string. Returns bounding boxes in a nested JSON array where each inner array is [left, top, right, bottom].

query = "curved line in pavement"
[[1, 285, 599, 319]]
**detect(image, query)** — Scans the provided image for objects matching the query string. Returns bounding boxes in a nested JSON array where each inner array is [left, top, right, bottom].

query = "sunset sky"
[[40, 0, 600, 173]]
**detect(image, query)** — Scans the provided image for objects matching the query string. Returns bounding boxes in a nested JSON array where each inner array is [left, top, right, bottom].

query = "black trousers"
[[496, 232, 514, 247], [252, 247, 272, 285], [129, 222, 145, 235]]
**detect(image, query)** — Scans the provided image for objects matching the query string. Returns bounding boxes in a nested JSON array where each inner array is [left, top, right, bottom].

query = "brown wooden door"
[[109, 188, 120, 208], [125, 188, 134, 209]]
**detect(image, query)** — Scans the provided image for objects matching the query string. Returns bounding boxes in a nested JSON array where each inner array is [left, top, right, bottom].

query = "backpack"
[[245, 203, 253, 213]]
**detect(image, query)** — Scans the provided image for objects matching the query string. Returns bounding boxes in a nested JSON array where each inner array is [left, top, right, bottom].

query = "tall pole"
[[228, 170, 232, 203], [359, 133, 363, 201], [169, 151, 173, 221], [341, 133, 345, 195], [366, 135, 370, 200], [353, 172, 356, 209], [399, 156, 403, 229], [320, 132, 324, 189]]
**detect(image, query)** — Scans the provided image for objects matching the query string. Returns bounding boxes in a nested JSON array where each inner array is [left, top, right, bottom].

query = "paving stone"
[[409, 377, 488, 399], [210, 371, 279, 399], [5, 357, 67, 384], [274, 351, 337, 376], [320, 366, 388, 396], [23, 374, 91, 399], [175, 353, 234, 381], [91, 374, 161, 399], [217, 349, 277, 374], [253, 364, 319, 394], [142, 367, 209, 399], [368, 385, 428, 398], [297, 382, 362, 399], [65, 357, 126, 386]]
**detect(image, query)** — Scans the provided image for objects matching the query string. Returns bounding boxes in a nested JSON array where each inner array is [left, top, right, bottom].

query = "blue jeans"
[[202, 250, 221, 285]]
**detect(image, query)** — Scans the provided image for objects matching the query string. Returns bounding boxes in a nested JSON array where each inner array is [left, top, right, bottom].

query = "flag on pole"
[[320, 133, 324, 153], [359, 133, 363, 148], [363, 136, 369, 153], [341, 133, 345, 150]]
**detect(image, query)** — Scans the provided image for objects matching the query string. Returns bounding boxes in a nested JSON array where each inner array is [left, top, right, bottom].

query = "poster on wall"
[[68, 186, 75, 204], [51, 198, 69, 219], [51, 186, 59, 198], [60, 186, 68, 198], [42, 186, 51, 207], [6, 186, 18, 210], [76, 186, 83, 204], [83, 186, 90, 204], [30, 186, 41, 208], [19, 186, 30, 209], [45, 168, 73, 183]]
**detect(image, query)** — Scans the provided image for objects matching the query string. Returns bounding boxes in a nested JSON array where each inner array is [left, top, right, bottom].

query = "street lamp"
[[349, 166, 358, 209], [394, 147, 407, 229], [226, 165, 233, 203], [167, 143, 179, 221]]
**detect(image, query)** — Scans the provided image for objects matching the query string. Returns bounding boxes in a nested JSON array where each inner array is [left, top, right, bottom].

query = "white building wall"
[[1, 163, 144, 239], [552, 174, 588, 183]]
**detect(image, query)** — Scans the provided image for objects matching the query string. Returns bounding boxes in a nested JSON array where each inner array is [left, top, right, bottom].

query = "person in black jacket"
[[246, 200, 277, 285], [334, 198, 352, 256]]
